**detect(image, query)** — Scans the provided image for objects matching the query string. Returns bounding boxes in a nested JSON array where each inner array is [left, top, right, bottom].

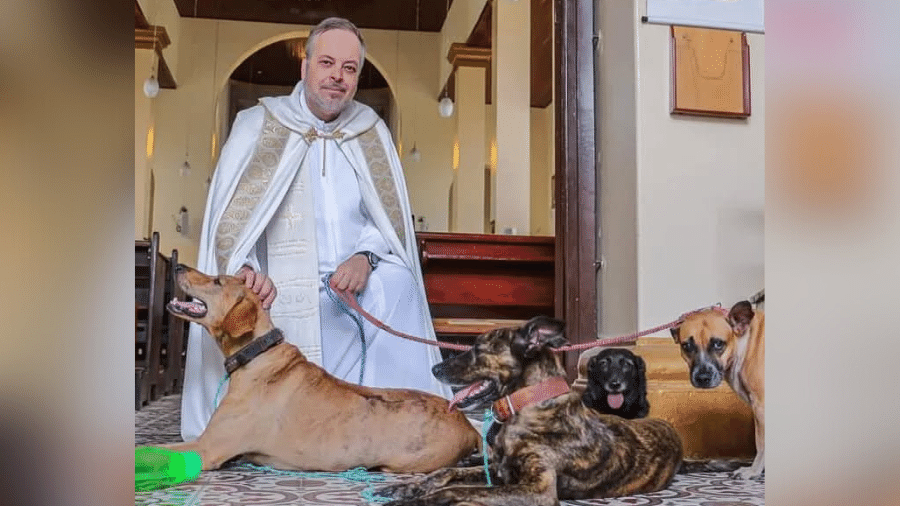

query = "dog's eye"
[[710, 339, 725, 352], [213, 277, 222, 286], [681, 340, 696, 353]]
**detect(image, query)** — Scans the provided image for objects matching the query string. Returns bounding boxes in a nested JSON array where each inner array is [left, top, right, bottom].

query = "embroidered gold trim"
[[302, 128, 345, 143], [358, 129, 405, 247], [215, 111, 290, 272]]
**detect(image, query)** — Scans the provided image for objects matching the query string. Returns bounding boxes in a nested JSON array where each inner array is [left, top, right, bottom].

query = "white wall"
[[598, 0, 765, 333]]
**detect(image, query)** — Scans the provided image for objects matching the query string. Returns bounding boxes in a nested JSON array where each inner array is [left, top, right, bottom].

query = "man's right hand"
[[235, 266, 277, 310]]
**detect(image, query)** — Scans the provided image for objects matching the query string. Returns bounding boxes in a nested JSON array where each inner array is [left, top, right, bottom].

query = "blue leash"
[[323, 272, 369, 386]]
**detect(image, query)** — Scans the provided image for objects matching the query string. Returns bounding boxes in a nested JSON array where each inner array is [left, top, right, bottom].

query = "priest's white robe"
[[180, 81, 451, 442]]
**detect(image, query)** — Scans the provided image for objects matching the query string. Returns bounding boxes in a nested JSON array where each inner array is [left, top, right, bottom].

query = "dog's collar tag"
[[492, 376, 571, 422], [224, 329, 285, 374]]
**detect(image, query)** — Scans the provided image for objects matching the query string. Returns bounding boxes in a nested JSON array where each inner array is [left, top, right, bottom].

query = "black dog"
[[582, 348, 649, 419]]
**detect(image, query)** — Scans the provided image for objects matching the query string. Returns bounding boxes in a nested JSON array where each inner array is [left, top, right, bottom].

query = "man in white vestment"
[[180, 17, 452, 442]]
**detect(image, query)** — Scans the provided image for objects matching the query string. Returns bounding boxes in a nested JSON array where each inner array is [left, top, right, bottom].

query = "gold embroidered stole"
[[356, 129, 406, 248], [214, 112, 291, 272]]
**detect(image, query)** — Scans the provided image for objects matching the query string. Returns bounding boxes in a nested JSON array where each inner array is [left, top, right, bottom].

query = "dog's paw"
[[373, 482, 421, 501], [730, 465, 764, 480]]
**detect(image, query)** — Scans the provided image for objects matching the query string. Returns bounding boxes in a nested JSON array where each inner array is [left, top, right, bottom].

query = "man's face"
[[301, 29, 361, 121]]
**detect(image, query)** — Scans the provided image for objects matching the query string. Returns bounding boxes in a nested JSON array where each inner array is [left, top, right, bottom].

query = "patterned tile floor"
[[136, 395, 764, 505]]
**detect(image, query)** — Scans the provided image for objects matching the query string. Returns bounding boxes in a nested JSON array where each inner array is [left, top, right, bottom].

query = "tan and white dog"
[[670, 300, 764, 479]]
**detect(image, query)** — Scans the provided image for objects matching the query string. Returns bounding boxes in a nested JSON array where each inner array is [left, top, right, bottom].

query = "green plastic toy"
[[135, 446, 202, 491]]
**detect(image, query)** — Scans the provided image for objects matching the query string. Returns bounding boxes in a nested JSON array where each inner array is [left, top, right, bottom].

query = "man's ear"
[[728, 300, 754, 337], [301, 58, 308, 80], [512, 315, 568, 359], [222, 295, 258, 338]]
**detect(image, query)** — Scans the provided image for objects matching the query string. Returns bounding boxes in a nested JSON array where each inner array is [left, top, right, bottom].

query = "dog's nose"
[[693, 368, 714, 387]]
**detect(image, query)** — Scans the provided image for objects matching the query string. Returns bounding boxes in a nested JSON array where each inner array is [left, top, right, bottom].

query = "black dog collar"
[[224, 329, 285, 374]]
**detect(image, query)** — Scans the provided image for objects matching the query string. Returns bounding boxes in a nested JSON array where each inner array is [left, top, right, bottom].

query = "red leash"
[[332, 280, 724, 354], [332, 285, 472, 352]]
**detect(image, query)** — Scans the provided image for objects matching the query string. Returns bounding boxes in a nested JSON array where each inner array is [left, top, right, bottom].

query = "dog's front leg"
[[385, 462, 558, 506], [376, 466, 495, 501], [733, 403, 764, 479], [160, 402, 256, 471]]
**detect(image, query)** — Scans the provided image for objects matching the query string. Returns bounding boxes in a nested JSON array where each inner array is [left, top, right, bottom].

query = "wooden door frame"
[[555, 0, 597, 379]]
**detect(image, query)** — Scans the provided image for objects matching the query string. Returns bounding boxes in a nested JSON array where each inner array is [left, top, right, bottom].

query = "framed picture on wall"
[[670, 26, 751, 118]]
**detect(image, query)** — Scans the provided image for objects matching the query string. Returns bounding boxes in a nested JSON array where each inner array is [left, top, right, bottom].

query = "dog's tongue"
[[607, 393, 624, 410], [448, 381, 488, 412]]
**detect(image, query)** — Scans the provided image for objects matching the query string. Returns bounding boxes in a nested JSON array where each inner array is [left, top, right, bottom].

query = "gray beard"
[[304, 83, 348, 121]]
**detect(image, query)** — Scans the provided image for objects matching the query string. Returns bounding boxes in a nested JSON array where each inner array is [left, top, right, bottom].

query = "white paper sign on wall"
[[645, 0, 764, 33]]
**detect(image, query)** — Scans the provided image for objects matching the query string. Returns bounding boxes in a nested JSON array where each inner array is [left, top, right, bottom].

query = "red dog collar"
[[491, 376, 571, 422]]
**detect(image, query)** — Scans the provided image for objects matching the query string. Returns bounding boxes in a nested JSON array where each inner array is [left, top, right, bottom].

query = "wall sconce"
[[174, 206, 189, 236], [439, 96, 454, 118]]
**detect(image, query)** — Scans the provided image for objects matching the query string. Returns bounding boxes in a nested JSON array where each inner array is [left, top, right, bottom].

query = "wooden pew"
[[135, 232, 166, 409], [160, 248, 188, 396], [415, 232, 555, 355]]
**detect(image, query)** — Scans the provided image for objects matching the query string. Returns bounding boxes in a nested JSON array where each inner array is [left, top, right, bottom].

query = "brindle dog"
[[376, 316, 683, 506]]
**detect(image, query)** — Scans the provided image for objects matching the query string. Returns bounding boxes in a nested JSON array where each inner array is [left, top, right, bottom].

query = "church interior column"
[[492, 0, 531, 234]]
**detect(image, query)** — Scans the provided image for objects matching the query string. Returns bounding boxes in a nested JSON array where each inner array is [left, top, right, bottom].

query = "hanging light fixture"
[[407, 0, 423, 162], [181, 0, 199, 176], [439, 95, 454, 117], [437, 0, 454, 118], [143, 24, 160, 98]]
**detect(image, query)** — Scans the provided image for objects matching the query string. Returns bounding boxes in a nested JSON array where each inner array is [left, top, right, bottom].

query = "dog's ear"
[[633, 353, 647, 380], [670, 325, 681, 343], [632, 353, 650, 417], [512, 315, 568, 359], [222, 295, 258, 338], [728, 300, 754, 337]]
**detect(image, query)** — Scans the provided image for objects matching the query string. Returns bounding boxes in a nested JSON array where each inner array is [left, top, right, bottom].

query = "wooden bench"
[[135, 232, 189, 409], [135, 232, 166, 409], [415, 232, 555, 356]]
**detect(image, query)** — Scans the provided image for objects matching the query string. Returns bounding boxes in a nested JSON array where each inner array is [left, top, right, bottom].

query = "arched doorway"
[[226, 38, 394, 135]]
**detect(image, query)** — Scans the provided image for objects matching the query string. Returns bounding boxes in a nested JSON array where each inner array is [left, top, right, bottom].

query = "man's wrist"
[[355, 250, 380, 271]]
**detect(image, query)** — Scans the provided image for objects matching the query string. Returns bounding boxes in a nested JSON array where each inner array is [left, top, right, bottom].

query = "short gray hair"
[[305, 17, 366, 70]]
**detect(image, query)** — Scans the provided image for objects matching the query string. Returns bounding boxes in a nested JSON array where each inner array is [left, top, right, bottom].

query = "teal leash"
[[209, 374, 392, 504], [213, 373, 229, 408], [482, 409, 495, 486], [323, 272, 368, 385], [235, 463, 391, 503]]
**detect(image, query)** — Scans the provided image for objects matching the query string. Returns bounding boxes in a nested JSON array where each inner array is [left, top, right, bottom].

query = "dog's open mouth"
[[448, 379, 498, 411], [166, 297, 207, 318]]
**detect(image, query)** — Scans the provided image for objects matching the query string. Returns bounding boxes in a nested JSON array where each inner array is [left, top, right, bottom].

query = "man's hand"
[[235, 266, 277, 310], [330, 253, 372, 294]]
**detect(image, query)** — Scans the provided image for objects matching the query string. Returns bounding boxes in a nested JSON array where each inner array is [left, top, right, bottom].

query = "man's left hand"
[[331, 253, 372, 294]]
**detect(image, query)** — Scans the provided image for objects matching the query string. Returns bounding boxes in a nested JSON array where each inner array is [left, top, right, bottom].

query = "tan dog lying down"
[[163, 265, 479, 473]]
